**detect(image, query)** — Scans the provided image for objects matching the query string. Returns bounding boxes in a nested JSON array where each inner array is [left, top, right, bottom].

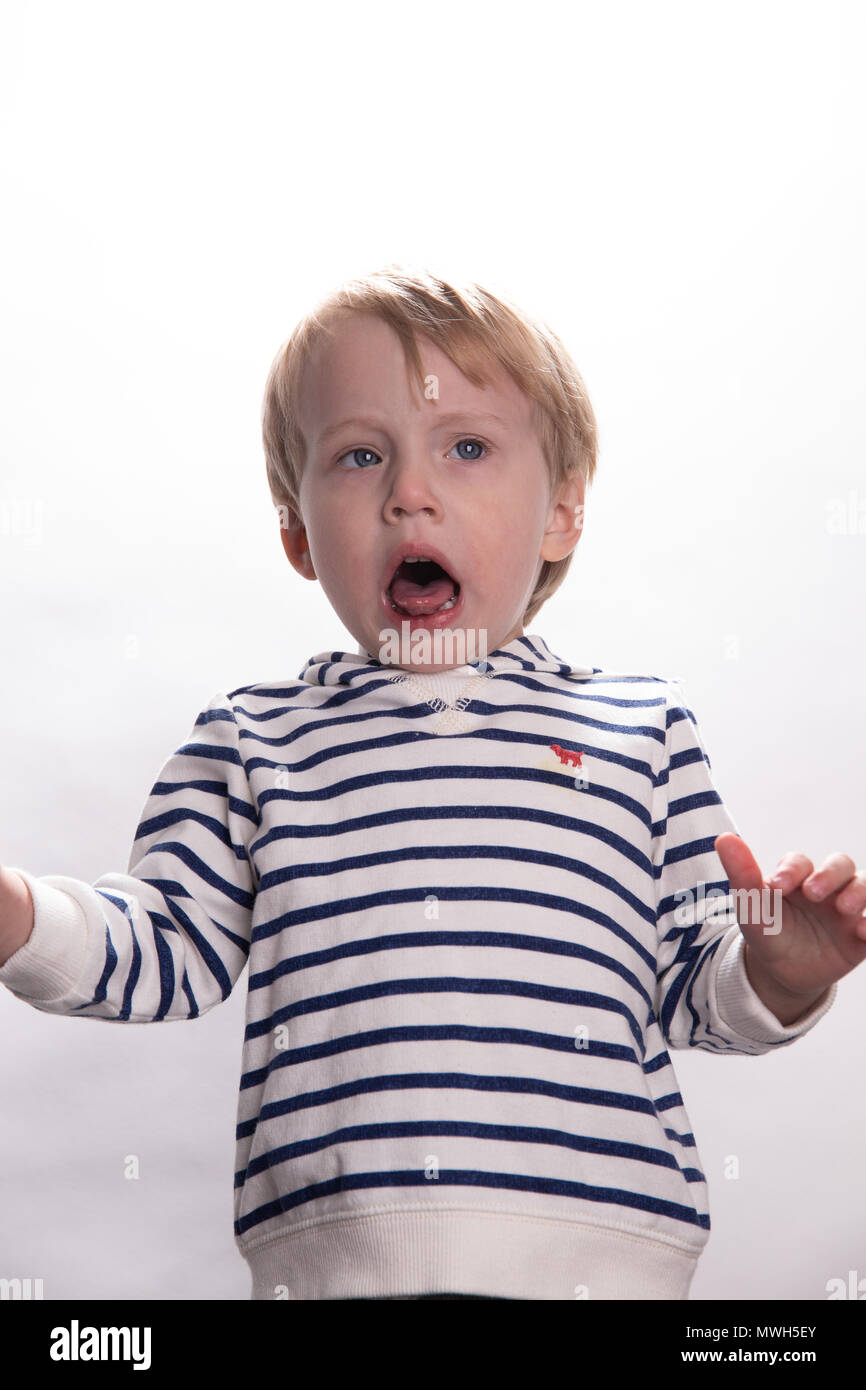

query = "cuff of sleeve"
[[714, 925, 837, 1044], [0, 869, 90, 1002]]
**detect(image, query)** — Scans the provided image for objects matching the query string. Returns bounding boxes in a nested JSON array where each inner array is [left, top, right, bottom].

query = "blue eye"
[[337, 447, 382, 470], [336, 438, 488, 469], [449, 438, 487, 461]]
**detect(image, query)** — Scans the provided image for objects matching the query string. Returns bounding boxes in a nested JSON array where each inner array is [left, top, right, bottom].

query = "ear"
[[277, 505, 317, 580], [539, 472, 585, 564]]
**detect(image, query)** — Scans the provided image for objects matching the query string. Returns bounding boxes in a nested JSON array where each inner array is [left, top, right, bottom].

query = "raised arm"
[[652, 681, 835, 1053], [0, 691, 258, 1021]]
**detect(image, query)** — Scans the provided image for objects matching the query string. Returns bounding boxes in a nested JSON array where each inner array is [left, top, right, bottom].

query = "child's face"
[[283, 312, 582, 672]]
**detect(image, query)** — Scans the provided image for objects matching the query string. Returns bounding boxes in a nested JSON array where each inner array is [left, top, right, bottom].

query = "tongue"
[[390, 572, 457, 614]]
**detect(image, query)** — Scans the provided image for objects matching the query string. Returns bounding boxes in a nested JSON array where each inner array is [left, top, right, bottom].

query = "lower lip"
[[379, 583, 465, 630]]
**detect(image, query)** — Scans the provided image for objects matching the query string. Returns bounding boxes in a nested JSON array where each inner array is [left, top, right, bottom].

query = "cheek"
[[486, 476, 546, 533], [315, 531, 372, 596], [303, 491, 347, 564], [317, 538, 352, 585]]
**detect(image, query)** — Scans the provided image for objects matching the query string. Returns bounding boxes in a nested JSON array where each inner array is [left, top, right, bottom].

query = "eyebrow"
[[318, 410, 512, 443]]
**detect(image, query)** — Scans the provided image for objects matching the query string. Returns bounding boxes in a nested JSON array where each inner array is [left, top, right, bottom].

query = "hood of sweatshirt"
[[299, 632, 596, 694]]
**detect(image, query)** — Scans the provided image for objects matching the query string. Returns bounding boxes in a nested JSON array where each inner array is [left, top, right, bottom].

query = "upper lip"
[[380, 541, 461, 600]]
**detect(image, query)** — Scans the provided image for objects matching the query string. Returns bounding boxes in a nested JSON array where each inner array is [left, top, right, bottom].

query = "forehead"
[[297, 312, 534, 439]]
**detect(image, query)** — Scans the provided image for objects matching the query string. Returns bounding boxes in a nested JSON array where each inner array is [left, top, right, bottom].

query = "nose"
[[382, 445, 441, 522]]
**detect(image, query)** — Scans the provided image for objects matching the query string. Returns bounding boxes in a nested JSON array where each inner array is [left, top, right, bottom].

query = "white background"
[[0, 0, 863, 1301]]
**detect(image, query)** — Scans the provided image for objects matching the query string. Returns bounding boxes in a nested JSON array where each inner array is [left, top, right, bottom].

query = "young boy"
[[1, 266, 864, 1301]]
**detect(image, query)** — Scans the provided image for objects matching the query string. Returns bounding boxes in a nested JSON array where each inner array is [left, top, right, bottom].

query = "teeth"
[[404, 556, 430, 563], [388, 592, 459, 615]]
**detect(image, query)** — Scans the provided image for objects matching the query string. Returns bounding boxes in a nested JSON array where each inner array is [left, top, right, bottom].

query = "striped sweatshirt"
[[0, 633, 836, 1300]]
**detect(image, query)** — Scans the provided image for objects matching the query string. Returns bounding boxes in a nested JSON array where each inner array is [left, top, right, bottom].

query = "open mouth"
[[386, 557, 462, 617]]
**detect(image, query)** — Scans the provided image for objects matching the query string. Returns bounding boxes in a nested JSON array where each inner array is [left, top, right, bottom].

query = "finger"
[[801, 853, 859, 902], [833, 870, 866, 915], [714, 833, 763, 892], [768, 851, 814, 893]]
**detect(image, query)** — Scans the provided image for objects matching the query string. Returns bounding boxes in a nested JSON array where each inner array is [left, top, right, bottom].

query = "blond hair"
[[261, 264, 598, 626]]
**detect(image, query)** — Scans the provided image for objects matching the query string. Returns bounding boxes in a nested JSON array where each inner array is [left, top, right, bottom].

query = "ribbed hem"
[[0, 868, 89, 1001], [239, 1208, 702, 1300], [714, 925, 837, 1042]]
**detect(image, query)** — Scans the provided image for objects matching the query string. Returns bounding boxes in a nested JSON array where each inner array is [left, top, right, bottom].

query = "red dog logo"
[[550, 743, 583, 768]]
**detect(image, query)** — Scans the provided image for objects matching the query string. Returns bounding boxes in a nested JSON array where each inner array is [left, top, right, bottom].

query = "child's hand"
[[0, 866, 36, 967], [714, 834, 866, 1021]]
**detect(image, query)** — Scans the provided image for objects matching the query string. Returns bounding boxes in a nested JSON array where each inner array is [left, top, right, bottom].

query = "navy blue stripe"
[[248, 885, 657, 977], [71, 921, 118, 1012], [244, 978, 649, 1055], [235, 1070, 695, 1145], [259, 846, 656, 926], [246, 927, 654, 997], [138, 786, 259, 831], [254, 803, 653, 877], [234, 1168, 710, 1238], [228, 682, 670, 722], [239, 1017, 649, 1088], [119, 841, 254, 909], [236, 1118, 702, 1187]]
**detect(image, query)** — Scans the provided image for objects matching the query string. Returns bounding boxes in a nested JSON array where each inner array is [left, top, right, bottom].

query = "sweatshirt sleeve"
[[651, 679, 836, 1053], [0, 691, 257, 1021]]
